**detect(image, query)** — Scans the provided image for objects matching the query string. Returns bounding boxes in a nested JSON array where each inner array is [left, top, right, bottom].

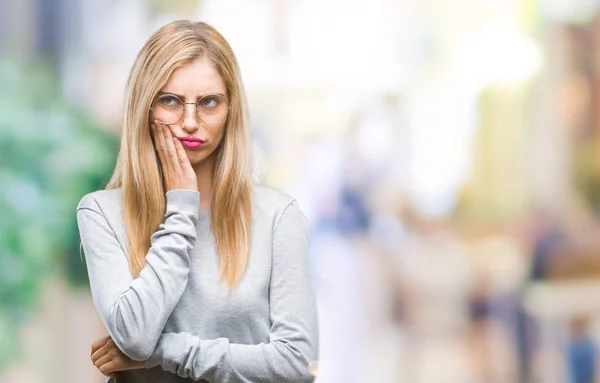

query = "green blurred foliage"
[[0, 58, 118, 369]]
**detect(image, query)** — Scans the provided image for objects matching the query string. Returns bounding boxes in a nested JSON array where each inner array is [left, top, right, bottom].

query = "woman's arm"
[[77, 189, 199, 361], [144, 200, 319, 383]]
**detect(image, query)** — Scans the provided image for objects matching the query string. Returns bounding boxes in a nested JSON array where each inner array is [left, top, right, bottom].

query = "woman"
[[76, 20, 319, 382]]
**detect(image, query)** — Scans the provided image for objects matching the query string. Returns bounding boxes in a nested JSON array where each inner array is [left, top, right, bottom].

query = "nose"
[[182, 103, 198, 132]]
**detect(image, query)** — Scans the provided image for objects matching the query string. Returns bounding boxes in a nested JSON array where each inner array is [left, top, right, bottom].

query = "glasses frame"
[[150, 93, 230, 125]]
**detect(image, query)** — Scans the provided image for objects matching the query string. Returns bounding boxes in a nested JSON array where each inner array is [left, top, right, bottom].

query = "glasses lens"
[[152, 95, 183, 124], [197, 94, 229, 124]]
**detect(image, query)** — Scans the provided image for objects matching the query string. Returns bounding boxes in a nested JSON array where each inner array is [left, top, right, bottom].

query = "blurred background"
[[3, 0, 600, 382]]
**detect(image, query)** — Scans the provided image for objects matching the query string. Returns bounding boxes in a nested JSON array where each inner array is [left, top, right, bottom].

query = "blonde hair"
[[105, 20, 253, 289]]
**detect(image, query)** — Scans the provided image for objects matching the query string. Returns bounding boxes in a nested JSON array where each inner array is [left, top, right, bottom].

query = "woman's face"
[[153, 56, 228, 168]]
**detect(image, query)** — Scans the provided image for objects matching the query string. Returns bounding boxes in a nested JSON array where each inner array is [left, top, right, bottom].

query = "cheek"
[[210, 122, 227, 146], [187, 123, 227, 164]]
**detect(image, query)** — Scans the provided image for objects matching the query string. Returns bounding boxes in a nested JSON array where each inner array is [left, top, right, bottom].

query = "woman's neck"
[[193, 159, 213, 211]]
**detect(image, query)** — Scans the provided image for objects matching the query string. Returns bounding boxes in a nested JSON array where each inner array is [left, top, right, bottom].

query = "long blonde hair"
[[105, 20, 253, 289]]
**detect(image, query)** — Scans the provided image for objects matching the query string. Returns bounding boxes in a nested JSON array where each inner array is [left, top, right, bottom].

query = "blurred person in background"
[[76, 20, 318, 382]]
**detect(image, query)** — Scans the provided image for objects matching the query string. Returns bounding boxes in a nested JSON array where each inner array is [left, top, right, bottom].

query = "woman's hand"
[[151, 121, 198, 192], [91, 335, 144, 378]]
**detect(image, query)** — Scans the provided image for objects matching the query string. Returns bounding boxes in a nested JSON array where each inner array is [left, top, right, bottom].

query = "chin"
[[189, 152, 213, 167]]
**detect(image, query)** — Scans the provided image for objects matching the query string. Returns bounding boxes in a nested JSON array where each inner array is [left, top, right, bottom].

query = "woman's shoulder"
[[252, 184, 304, 223], [76, 187, 123, 214], [252, 183, 294, 208]]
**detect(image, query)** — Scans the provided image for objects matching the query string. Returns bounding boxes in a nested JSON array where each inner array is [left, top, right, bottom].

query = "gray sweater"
[[76, 186, 319, 383]]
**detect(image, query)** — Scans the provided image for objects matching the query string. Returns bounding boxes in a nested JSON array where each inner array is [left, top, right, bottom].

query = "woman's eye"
[[160, 95, 180, 106], [199, 96, 219, 108]]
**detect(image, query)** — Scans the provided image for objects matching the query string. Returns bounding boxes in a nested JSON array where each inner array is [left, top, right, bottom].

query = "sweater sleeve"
[[145, 200, 319, 382], [76, 189, 200, 361]]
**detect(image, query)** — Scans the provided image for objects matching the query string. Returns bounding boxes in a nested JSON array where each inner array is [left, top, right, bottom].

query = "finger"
[[91, 343, 109, 363], [154, 121, 166, 155], [99, 360, 118, 375], [155, 122, 171, 173], [91, 335, 110, 353], [150, 121, 159, 146], [95, 353, 112, 369], [162, 124, 181, 172], [173, 136, 193, 171], [151, 122, 161, 156]]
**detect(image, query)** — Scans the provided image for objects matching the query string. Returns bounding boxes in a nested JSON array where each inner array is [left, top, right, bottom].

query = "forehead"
[[161, 56, 226, 95]]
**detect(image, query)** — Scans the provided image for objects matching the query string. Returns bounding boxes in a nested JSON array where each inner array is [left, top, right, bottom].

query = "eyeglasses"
[[150, 93, 230, 125]]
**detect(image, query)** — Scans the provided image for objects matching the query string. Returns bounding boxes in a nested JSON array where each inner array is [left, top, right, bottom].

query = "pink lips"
[[178, 136, 206, 149]]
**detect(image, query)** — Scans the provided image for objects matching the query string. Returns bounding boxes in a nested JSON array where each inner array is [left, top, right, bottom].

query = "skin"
[[91, 336, 141, 378], [158, 55, 228, 210], [90, 56, 229, 377]]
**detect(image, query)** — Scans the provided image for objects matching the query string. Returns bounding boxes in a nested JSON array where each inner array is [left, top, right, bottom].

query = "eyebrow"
[[157, 91, 226, 101]]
